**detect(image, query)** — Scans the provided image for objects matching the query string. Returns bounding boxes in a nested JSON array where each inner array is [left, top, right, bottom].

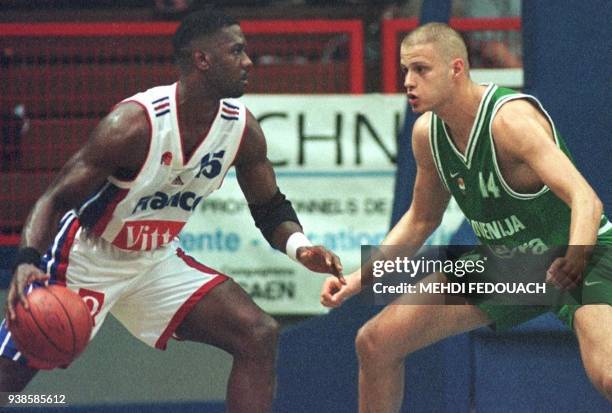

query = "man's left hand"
[[297, 246, 345, 284]]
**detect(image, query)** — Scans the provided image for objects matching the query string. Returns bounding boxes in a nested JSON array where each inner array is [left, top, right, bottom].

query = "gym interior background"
[[0, 0, 610, 411]]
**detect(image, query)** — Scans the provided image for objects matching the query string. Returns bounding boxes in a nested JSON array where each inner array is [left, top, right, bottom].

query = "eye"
[[232, 45, 246, 56]]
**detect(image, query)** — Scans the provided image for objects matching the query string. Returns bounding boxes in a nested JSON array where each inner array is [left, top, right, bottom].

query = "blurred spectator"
[[153, 0, 191, 18], [379, 0, 521, 68], [455, 0, 522, 68], [1, 104, 29, 171], [154, 0, 190, 12], [380, 0, 421, 19]]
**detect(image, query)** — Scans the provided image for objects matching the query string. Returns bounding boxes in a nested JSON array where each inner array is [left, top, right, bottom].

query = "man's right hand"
[[320, 272, 361, 308], [6, 264, 49, 321]]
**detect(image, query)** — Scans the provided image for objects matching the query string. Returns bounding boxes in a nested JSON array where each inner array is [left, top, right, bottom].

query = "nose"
[[403, 70, 415, 90], [242, 53, 253, 69]]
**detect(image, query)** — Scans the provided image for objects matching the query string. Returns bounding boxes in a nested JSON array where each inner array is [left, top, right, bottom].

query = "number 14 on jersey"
[[479, 171, 501, 199]]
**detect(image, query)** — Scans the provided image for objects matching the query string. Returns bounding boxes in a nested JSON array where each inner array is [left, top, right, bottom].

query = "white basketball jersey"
[[77, 83, 246, 251]]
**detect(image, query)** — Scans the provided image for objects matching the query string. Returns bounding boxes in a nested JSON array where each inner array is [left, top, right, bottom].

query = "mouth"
[[407, 93, 418, 105]]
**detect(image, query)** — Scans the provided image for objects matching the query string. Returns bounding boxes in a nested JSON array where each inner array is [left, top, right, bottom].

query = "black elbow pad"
[[248, 189, 301, 248]]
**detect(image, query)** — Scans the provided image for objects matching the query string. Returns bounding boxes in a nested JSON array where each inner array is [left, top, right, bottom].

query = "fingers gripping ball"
[[9, 285, 93, 370]]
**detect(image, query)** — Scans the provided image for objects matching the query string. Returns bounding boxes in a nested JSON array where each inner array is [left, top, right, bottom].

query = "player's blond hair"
[[401, 23, 470, 69]]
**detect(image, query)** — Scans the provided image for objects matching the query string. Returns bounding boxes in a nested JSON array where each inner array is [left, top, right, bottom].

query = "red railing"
[[0, 20, 364, 93], [242, 20, 364, 94]]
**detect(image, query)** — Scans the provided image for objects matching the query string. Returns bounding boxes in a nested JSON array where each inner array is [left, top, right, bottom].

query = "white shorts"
[[0, 212, 228, 366]]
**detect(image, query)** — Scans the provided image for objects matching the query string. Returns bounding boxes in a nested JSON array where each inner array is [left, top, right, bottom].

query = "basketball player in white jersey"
[[1, 10, 343, 412]]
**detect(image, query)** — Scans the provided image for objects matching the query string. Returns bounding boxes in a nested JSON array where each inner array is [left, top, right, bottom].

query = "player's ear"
[[193, 50, 211, 71], [451, 58, 465, 78]]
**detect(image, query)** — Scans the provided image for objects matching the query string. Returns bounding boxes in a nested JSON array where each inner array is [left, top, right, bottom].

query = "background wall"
[[522, 0, 611, 214]]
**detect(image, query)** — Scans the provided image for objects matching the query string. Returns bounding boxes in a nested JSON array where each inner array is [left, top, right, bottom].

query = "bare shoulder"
[[492, 98, 554, 155], [492, 99, 551, 139], [412, 111, 432, 137], [83, 102, 151, 172], [411, 112, 434, 160], [494, 98, 537, 118], [93, 102, 150, 148]]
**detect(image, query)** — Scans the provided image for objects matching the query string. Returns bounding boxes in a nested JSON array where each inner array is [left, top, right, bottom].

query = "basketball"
[[9, 285, 93, 370]]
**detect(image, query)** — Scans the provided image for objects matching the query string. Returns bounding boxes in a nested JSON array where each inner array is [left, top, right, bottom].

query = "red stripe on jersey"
[[221, 107, 239, 116], [155, 102, 170, 111]]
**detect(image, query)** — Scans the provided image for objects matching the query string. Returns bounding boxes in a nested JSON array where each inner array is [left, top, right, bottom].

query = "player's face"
[[207, 25, 253, 98], [400, 42, 453, 113]]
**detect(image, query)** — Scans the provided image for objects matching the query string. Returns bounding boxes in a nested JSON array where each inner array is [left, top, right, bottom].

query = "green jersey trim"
[[599, 216, 612, 235], [488, 94, 561, 200], [441, 83, 497, 168]]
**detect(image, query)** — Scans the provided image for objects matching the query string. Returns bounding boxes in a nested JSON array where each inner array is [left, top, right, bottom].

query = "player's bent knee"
[[249, 313, 279, 352], [355, 325, 377, 363], [355, 323, 396, 365], [235, 312, 279, 361]]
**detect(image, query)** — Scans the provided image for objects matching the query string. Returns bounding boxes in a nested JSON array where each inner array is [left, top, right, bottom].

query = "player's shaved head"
[[401, 23, 469, 68]]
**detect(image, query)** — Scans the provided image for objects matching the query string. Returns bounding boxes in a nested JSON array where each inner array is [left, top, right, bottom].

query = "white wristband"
[[286, 232, 313, 262]]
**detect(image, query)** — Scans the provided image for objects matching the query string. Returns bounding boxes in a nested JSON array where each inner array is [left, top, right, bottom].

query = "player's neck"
[[435, 82, 486, 145], [176, 79, 220, 128]]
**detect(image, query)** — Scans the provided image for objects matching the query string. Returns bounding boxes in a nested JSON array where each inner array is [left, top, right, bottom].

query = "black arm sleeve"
[[248, 189, 301, 249]]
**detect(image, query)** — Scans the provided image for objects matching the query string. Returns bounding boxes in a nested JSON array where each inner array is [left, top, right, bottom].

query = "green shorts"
[[558, 229, 612, 329], [446, 230, 612, 331]]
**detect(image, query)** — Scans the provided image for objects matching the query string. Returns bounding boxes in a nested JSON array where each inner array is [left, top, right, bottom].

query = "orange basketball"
[[9, 285, 93, 370]]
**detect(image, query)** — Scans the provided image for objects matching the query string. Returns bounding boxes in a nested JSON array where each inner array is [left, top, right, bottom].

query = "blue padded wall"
[[522, 0, 612, 213]]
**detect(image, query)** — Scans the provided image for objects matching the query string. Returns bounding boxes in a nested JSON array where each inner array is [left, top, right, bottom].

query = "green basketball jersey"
[[429, 84, 609, 254]]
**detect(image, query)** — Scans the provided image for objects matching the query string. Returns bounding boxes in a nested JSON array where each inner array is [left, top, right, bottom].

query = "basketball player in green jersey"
[[321, 22, 612, 411]]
